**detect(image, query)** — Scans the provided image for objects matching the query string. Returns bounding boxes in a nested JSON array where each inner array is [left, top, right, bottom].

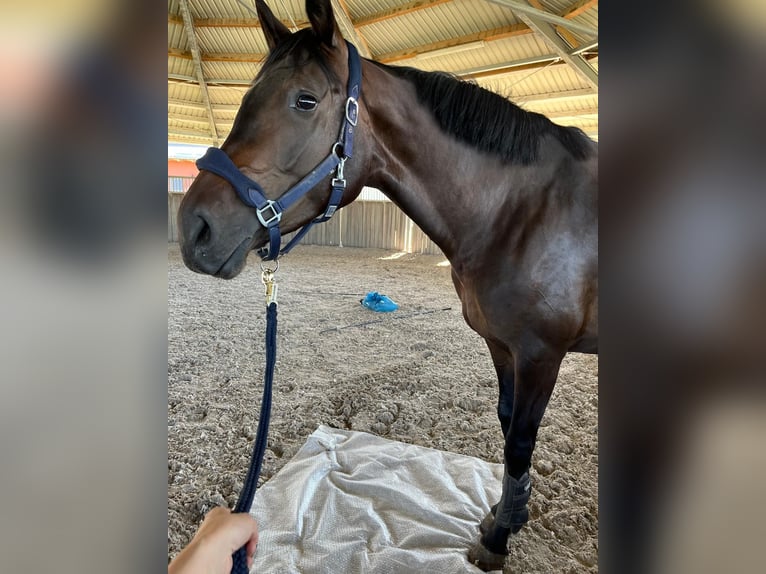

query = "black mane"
[[376, 63, 593, 164]]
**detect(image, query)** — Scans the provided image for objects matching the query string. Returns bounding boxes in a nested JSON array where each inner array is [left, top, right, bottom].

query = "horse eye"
[[294, 94, 318, 111]]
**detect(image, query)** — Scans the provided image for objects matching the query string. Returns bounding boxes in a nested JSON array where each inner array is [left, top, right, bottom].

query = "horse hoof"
[[467, 540, 508, 571], [479, 510, 495, 535]]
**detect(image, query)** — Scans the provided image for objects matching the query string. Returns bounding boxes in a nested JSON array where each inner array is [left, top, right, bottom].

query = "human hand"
[[169, 506, 259, 574]]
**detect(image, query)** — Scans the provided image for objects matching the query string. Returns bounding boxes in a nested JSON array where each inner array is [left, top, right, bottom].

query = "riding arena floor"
[[168, 244, 598, 573]]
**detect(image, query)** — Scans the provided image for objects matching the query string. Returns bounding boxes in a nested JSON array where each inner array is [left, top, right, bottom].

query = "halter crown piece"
[[195, 42, 362, 261]]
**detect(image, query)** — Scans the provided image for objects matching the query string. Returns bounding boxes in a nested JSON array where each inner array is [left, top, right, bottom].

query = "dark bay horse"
[[178, 0, 597, 569]]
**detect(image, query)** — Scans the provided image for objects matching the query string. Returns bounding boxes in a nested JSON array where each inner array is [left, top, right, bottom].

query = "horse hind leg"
[[469, 346, 564, 571]]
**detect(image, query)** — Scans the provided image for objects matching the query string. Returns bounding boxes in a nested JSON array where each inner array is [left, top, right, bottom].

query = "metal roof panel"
[[168, 0, 597, 143], [195, 26, 266, 54]]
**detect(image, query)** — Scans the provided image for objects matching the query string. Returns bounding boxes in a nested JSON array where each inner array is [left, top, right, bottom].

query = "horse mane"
[[256, 34, 593, 165], [374, 63, 593, 164]]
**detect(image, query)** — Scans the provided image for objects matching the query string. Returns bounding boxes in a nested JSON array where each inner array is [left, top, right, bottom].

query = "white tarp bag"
[[249, 425, 504, 573]]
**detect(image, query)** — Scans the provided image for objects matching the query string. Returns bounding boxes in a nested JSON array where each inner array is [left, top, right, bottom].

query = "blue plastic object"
[[361, 291, 398, 312]]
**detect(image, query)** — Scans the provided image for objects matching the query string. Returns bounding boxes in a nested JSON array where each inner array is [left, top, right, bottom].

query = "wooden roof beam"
[[545, 110, 598, 120], [169, 15, 310, 29], [513, 88, 595, 104], [560, 0, 597, 20], [177, 0, 219, 145], [169, 49, 266, 63], [169, 98, 240, 112], [169, 51, 596, 87], [464, 51, 597, 80], [169, 75, 253, 87], [379, 23, 531, 63], [169, 127, 225, 139], [169, 114, 235, 127], [169, 115, 214, 126], [354, 0, 454, 27]]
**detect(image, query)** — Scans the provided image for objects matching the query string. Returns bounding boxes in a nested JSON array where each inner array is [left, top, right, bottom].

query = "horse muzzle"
[[178, 199, 259, 279]]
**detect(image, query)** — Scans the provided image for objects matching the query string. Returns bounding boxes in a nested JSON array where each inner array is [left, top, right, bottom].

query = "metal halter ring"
[[259, 259, 279, 274]]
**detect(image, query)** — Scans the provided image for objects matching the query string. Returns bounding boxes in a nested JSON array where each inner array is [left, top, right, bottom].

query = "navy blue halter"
[[195, 42, 362, 261]]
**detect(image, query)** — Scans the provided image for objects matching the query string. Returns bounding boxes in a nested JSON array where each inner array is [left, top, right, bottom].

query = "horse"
[[177, 0, 598, 569]]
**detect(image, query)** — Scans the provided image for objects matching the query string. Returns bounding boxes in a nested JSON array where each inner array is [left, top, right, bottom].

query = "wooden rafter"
[[168, 50, 596, 88], [379, 23, 531, 63], [169, 49, 266, 63], [170, 114, 235, 126], [169, 115, 213, 126], [177, 0, 219, 144], [169, 98, 240, 112], [514, 88, 595, 104], [560, 0, 597, 20], [466, 51, 597, 80], [169, 75, 252, 86], [354, 0, 453, 27], [169, 15, 310, 29], [169, 127, 227, 139], [545, 110, 598, 120]]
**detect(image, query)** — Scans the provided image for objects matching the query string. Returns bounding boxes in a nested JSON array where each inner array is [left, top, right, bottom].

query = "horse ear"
[[306, 0, 339, 47], [256, 0, 291, 51]]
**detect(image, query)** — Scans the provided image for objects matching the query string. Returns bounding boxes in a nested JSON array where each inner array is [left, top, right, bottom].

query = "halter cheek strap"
[[195, 41, 362, 261]]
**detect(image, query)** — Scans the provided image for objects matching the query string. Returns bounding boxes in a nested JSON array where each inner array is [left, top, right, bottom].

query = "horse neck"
[[360, 63, 538, 263]]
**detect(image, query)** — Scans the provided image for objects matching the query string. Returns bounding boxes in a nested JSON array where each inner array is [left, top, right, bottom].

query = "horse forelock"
[[373, 62, 593, 165], [254, 30, 339, 86]]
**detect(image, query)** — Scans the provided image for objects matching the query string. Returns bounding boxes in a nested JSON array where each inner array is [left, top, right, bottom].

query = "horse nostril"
[[197, 217, 212, 246], [188, 212, 212, 258]]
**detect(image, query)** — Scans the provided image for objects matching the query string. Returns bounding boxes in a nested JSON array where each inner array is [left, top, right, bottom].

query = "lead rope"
[[230, 262, 279, 574]]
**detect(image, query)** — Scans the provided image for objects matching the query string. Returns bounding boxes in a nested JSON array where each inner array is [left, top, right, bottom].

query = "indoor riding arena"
[[168, 244, 599, 572], [168, 0, 598, 572]]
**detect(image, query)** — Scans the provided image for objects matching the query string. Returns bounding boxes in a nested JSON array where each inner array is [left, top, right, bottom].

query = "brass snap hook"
[[260, 259, 279, 306]]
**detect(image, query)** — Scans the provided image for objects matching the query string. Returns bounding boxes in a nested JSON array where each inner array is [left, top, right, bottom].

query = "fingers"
[[198, 507, 259, 553], [229, 511, 259, 550], [170, 507, 260, 574]]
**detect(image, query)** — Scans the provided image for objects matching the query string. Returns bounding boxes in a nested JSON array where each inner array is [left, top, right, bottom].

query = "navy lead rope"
[[197, 42, 362, 573], [230, 269, 278, 574]]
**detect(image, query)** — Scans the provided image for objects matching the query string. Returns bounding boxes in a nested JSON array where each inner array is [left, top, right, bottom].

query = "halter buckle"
[[256, 200, 282, 228], [345, 97, 359, 127]]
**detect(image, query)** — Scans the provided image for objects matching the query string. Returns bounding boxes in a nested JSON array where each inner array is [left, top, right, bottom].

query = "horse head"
[[178, 0, 366, 277]]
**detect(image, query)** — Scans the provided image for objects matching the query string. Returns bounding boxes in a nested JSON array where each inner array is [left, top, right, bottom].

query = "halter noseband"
[[195, 41, 362, 261]]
